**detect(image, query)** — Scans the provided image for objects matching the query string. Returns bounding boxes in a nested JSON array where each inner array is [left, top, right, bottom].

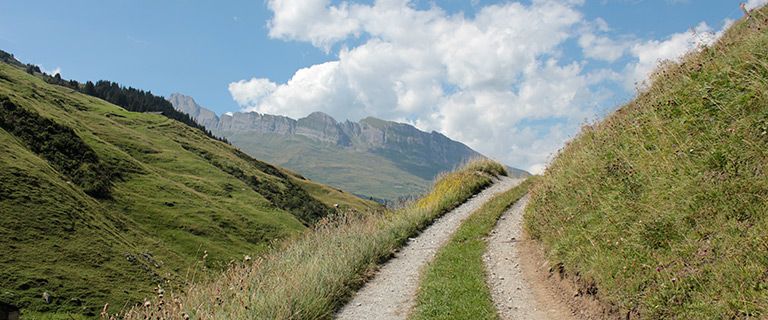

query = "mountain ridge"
[[169, 93, 479, 157], [168, 93, 529, 200]]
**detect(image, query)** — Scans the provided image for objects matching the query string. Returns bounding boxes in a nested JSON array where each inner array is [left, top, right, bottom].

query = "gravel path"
[[484, 195, 574, 320], [336, 176, 521, 320]]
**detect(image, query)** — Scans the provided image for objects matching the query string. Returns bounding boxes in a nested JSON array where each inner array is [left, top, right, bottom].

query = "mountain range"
[[168, 93, 529, 200]]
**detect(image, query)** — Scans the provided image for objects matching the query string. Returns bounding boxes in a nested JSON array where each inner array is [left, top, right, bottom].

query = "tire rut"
[[484, 195, 574, 320], [336, 177, 521, 320]]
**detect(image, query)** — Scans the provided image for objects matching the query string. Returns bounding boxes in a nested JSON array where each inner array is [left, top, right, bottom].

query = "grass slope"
[[222, 131, 531, 201], [0, 61, 378, 317], [412, 178, 533, 320], [122, 159, 507, 320], [222, 132, 430, 200], [525, 9, 768, 319]]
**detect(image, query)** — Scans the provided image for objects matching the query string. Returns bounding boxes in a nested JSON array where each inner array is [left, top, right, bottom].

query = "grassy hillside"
[[0, 61, 378, 317], [223, 132, 428, 200], [525, 8, 768, 319], [123, 159, 506, 319], [223, 132, 531, 202]]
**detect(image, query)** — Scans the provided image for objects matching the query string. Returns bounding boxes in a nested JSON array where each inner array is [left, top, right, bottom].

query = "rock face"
[[168, 93, 530, 198], [167, 93, 219, 129]]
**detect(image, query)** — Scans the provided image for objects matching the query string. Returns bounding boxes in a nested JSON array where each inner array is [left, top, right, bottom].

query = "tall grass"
[[526, 7, 768, 319], [120, 159, 506, 319]]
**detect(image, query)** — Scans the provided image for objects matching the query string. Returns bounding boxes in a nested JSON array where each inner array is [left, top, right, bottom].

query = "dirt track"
[[484, 195, 575, 320], [336, 177, 521, 320]]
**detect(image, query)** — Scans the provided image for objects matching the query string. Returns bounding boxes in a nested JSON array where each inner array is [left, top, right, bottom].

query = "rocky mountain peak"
[[165, 95, 524, 180], [296, 112, 346, 145], [304, 111, 338, 124], [167, 93, 219, 128]]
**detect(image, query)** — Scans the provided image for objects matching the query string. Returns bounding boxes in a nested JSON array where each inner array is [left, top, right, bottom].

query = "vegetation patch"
[[0, 96, 114, 198], [121, 159, 506, 319], [412, 178, 533, 320], [525, 10, 768, 319], [180, 143, 332, 224], [223, 131, 432, 200]]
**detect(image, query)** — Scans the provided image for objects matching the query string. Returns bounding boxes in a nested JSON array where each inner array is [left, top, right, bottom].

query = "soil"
[[484, 195, 574, 320], [504, 196, 618, 320], [517, 228, 618, 320]]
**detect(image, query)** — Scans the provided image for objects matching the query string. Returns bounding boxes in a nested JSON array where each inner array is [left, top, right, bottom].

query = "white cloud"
[[579, 33, 631, 62], [230, 0, 737, 173], [266, 0, 362, 51], [577, 17, 633, 62], [745, 0, 768, 10], [624, 21, 725, 90], [228, 78, 278, 109], [233, 0, 593, 171], [528, 163, 548, 175], [38, 65, 61, 76]]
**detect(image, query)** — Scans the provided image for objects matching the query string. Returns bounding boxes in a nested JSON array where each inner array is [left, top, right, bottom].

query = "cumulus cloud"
[[266, 0, 360, 51], [623, 21, 731, 90], [228, 78, 278, 108], [745, 0, 768, 10], [230, 0, 732, 172], [579, 33, 631, 62], [38, 65, 61, 76]]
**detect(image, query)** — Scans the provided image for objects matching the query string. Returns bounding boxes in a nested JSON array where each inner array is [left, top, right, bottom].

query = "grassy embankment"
[[411, 178, 534, 320], [525, 7, 768, 319], [122, 159, 507, 319]]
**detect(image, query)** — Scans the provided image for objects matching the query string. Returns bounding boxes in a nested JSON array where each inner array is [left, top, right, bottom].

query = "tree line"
[[45, 75, 227, 143], [0, 49, 226, 144]]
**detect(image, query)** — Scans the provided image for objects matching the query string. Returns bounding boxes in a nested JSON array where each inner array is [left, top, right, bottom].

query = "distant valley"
[[169, 93, 529, 200]]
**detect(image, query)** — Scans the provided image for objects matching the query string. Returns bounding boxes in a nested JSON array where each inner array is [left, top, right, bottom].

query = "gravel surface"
[[336, 177, 521, 320], [484, 195, 574, 320]]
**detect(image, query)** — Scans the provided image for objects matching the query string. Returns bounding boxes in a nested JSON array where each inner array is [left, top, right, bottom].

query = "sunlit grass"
[[525, 8, 768, 319]]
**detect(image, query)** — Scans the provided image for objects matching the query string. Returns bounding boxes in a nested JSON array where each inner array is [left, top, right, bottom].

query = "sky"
[[1, 0, 765, 174]]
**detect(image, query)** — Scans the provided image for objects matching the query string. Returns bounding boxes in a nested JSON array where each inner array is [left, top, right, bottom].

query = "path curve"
[[337, 176, 521, 320], [484, 195, 574, 320]]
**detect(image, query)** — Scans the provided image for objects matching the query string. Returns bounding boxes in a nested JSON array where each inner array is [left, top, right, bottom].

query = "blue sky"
[[0, 1, 745, 112], [0, 0, 760, 172], [0, 1, 329, 110]]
